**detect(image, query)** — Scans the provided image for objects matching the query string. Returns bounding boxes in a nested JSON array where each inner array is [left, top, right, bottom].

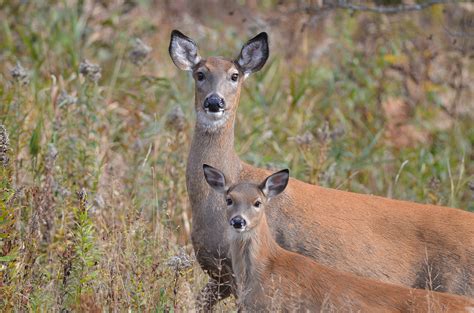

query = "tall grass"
[[0, 1, 472, 311]]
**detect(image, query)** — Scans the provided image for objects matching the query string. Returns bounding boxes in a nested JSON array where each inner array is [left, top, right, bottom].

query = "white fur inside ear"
[[238, 41, 264, 73], [170, 38, 201, 71], [261, 170, 289, 198], [203, 165, 228, 193]]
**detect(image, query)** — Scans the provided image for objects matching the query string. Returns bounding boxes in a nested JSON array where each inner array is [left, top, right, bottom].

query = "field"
[[1, 0, 473, 311]]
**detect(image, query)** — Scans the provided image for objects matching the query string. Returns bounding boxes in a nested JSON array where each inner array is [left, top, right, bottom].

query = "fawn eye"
[[196, 72, 205, 81], [254, 200, 261, 208], [226, 198, 233, 206], [231, 73, 239, 82]]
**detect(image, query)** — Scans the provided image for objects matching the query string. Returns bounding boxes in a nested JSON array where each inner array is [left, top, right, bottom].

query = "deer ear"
[[235, 32, 269, 77], [260, 169, 289, 198], [169, 30, 201, 71], [203, 164, 228, 193]]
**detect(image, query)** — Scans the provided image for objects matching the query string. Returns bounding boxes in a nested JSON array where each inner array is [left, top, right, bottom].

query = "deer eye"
[[254, 200, 261, 208], [196, 72, 205, 81], [231, 73, 239, 82], [226, 198, 233, 206]]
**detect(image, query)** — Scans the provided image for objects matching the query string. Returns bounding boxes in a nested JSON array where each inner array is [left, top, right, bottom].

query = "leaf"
[[29, 121, 42, 158], [0, 254, 17, 262], [382, 54, 407, 66]]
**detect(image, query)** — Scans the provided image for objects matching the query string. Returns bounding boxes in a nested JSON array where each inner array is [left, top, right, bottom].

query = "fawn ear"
[[169, 30, 201, 71], [235, 32, 269, 77], [203, 164, 228, 194], [260, 169, 289, 198]]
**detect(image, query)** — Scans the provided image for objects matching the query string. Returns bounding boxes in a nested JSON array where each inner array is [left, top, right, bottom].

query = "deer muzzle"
[[230, 215, 247, 231], [203, 94, 225, 113]]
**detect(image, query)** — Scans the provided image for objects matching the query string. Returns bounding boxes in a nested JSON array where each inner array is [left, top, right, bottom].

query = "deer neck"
[[186, 105, 242, 210], [191, 114, 237, 161], [229, 215, 279, 293]]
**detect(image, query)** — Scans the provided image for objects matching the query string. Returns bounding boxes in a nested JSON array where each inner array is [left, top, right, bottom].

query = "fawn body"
[[168, 30, 474, 308], [203, 165, 474, 312]]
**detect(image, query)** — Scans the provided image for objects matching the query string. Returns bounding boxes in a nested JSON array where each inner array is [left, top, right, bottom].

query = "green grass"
[[0, 1, 472, 311]]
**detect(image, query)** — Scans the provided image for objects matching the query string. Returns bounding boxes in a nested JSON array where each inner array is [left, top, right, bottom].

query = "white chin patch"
[[205, 110, 224, 120], [197, 110, 229, 132]]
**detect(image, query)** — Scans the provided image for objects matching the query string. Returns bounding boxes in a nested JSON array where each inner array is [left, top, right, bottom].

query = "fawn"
[[203, 164, 474, 312]]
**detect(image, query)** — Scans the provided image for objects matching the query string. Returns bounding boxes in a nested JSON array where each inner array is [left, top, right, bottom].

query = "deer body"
[[169, 30, 474, 308], [204, 165, 474, 312], [241, 165, 474, 294], [230, 211, 474, 312]]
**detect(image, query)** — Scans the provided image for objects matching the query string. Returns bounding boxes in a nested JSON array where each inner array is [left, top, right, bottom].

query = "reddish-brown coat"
[[230, 211, 474, 312], [185, 58, 474, 305], [240, 163, 474, 295], [169, 31, 474, 309]]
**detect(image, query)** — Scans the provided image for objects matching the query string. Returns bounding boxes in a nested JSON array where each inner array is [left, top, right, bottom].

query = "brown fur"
[[169, 33, 474, 308], [224, 181, 474, 312], [242, 165, 474, 295]]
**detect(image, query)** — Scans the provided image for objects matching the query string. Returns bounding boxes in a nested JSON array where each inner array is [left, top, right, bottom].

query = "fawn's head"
[[203, 164, 289, 233], [169, 30, 269, 132]]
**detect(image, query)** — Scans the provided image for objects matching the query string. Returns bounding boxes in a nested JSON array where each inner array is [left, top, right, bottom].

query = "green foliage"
[[0, 0, 472, 311], [62, 191, 100, 308], [0, 130, 16, 309]]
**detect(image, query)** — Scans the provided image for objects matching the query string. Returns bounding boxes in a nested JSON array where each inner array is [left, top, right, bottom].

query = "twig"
[[443, 24, 474, 38], [297, 0, 468, 15], [332, 0, 449, 14], [172, 264, 180, 310]]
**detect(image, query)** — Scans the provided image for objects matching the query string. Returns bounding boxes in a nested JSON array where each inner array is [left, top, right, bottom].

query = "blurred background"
[[0, 0, 473, 311]]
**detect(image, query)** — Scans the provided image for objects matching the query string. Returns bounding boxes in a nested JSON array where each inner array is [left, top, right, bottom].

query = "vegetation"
[[0, 1, 472, 311]]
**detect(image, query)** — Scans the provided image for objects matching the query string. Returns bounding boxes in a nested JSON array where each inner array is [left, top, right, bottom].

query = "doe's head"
[[203, 164, 289, 233], [169, 30, 269, 131]]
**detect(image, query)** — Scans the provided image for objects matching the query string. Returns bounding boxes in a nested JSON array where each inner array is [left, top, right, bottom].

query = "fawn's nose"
[[203, 94, 225, 113], [230, 216, 247, 230]]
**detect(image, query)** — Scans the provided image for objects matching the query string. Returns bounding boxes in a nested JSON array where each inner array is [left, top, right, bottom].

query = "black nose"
[[203, 94, 225, 113], [230, 216, 247, 229]]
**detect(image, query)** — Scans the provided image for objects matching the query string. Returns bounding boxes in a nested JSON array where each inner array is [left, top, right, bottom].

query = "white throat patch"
[[196, 110, 230, 133]]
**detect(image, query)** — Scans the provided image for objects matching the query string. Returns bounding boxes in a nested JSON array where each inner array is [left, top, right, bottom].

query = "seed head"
[[76, 187, 88, 209], [167, 247, 193, 271], [166, 106, 187, 132], [0, 125, 10, 167], [93, 194, 105, 210], [129, 38, 152, 66], [428, 177, 441, 191], [10, 62, 30, 85], [79, 59, 102, 83], [57, 90, 78, 106], [293, 131, 314, 147], [317, 121, 331, 143], [46, 144, 58, 165]]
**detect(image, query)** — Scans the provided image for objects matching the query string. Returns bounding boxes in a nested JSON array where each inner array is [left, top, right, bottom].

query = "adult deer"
[[168, 30, 474, 308], [203, 164, 474, 312]]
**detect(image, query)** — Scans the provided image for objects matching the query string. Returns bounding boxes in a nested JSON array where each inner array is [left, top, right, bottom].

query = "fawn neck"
[[229, 214, 280, 291]]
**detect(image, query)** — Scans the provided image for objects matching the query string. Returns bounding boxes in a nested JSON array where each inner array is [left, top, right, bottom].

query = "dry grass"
[[0, 0, 473, 311]]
